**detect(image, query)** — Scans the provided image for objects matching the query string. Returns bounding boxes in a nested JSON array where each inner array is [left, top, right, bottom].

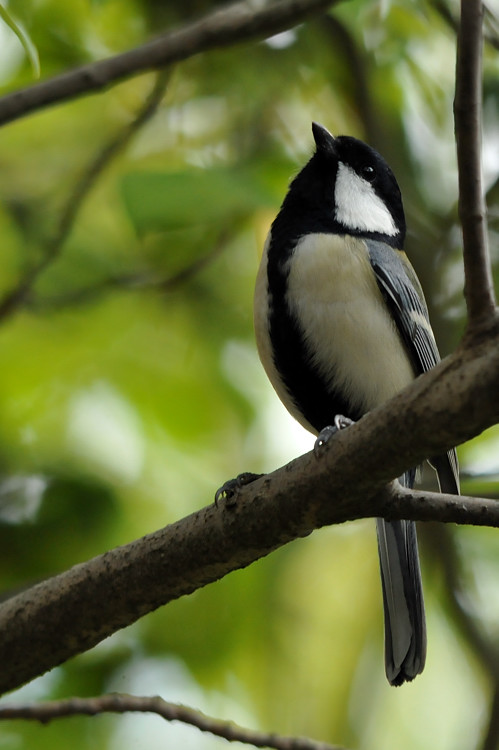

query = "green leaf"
[[0, 4, 40, 77], [121, 167, 276, 234]]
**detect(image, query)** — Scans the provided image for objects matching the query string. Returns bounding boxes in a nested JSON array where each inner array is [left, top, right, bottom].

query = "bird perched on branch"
[[253, 122, 459, 686]]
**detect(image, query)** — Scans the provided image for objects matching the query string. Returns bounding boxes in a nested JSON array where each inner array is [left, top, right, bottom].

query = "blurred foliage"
[[0, 1, 497, 749]]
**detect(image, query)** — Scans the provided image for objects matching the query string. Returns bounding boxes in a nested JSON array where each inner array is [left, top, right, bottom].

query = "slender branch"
[[0, 327, 499, 696], [454, 0, 496, 322], [0, 70, 170, 322], [317, 15, 378, 145], [383, 485, 499, 526], [0, 694, 343, 750], [27, 227, 231, 311], [0, 0, 338, 128], [433, 1, 499, 52], [48, 70, 170, 260]]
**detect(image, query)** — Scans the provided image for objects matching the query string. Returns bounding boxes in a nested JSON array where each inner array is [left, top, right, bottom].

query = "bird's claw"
[[314, 414, 354, 457], [214, 472, 264, 506]]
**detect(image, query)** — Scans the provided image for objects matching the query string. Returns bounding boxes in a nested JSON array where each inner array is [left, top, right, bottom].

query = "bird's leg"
[[214, 472, 264, 506], [314, 414, 354, 457]]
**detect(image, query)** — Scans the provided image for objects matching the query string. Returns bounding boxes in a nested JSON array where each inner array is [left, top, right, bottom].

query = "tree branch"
[[1, 325, 499, 696], [26, 226, 231, 312], [0, 0, 338, 128], [317, 15, 378, 145], [432, 1, 499, 53], [454, 0, 496, 322], [0, 694, 344, 750]]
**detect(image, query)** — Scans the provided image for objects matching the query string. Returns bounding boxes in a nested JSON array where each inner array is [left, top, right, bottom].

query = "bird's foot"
[[314, 415, 354, 457], [214, 472, 264, 506]]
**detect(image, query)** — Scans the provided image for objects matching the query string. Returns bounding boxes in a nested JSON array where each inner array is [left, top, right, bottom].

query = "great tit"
[[254, 122, 460, 686]]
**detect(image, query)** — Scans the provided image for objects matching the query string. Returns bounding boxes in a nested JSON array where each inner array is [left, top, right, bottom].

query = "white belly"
[[284, 233, 415, 414]]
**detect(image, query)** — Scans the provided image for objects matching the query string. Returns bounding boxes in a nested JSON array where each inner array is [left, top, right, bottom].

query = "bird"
[[253, 122, 460, 686]]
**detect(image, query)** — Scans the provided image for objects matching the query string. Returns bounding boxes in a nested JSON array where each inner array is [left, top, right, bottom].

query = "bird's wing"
[[367, 240, 459, 494]]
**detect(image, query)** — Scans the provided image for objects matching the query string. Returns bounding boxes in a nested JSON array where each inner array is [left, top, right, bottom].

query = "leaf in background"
[[0, 4, 40, 77], [121, 168, 276, 234]]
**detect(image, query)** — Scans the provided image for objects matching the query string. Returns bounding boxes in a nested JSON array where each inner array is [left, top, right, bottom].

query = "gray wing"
[[368, 240, 458, 685], [367, 240, 459, 494]]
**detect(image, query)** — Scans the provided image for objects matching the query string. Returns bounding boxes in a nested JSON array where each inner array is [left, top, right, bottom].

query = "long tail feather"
[[376, 472, 426, 685]]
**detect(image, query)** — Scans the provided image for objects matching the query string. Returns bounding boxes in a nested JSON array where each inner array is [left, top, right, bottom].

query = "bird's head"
[[281, 123, 406, 247]]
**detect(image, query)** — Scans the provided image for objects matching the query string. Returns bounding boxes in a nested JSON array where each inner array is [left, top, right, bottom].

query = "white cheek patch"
[[334, 162, 398, 236]]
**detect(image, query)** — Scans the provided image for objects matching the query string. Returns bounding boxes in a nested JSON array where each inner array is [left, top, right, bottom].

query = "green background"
[[0, 1, 498, 748]]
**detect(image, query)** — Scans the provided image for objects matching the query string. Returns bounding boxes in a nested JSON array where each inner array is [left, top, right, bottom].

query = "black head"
[[277, 122, 406, 247]]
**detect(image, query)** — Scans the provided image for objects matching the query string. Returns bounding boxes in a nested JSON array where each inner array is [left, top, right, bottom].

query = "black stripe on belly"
[[266, 238, 364, 432]]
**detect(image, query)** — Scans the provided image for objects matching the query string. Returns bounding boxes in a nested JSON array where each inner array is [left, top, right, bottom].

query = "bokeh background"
[[0, 1, 499, 748]]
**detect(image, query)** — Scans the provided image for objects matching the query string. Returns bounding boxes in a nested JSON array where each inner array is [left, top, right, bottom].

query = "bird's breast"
[[284, 233, 415, 414]]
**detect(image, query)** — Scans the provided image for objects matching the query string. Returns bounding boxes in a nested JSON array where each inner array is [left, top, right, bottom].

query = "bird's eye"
[[361, 165, 376, 182]]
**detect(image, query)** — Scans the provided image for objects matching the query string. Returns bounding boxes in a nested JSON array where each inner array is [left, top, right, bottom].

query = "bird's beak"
[[312, 122, 336, 155]]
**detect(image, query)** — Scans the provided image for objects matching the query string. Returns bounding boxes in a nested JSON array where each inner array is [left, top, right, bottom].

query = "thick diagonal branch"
[[0, 320, 499, 697]]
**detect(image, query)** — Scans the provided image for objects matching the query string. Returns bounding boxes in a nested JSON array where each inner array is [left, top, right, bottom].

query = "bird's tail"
[[376, 472, 426, 686]]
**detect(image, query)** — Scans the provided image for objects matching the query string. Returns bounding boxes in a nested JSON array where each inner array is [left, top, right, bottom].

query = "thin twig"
[[433, 1, 499, 52], [380, 485, 499, 527], [48, 69, 171, 262], [317, 15, 378, 145], [454, 0, 496, 322], [28, 227, 231, 311], [0, 694, 345, 750], [0, 0, 339, 127], [0, 70, 170, 322]]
